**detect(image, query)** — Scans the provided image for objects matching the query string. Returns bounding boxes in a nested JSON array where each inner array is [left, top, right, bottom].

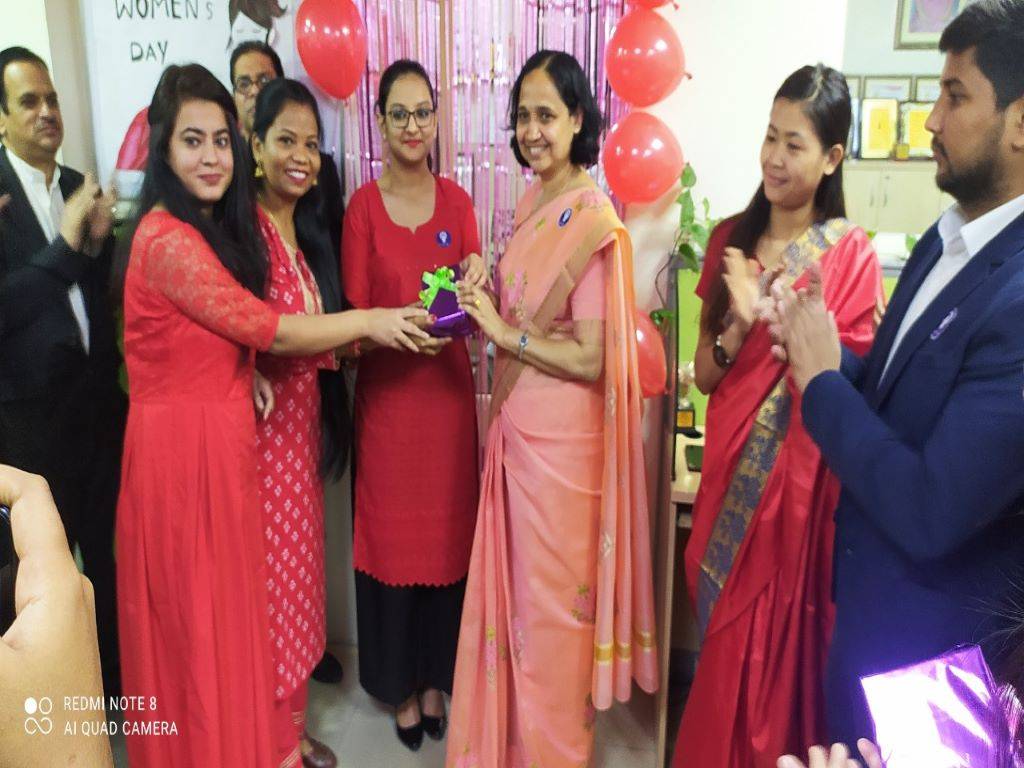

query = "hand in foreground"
[[0, 466, 114, 767], [459, 252, 489, 289], [778, 740, 885, 768], [366, 306, 431, 352], [768, 263, 839, 390], [252, 370, 275, 420], [87, 180, 118, 246], [457, 282, 510, 346], [722, 247, 762, 330]]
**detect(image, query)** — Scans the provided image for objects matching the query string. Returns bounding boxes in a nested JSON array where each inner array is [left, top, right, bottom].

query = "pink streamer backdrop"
[[337, 0, 627, 264]]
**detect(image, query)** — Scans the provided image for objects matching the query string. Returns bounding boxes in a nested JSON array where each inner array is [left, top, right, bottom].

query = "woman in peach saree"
[[448, 50, 658, 768]]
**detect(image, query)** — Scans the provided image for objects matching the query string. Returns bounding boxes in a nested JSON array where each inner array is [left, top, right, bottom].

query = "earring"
[[312, 175, 318, 187], [254, 162, 264, 178]]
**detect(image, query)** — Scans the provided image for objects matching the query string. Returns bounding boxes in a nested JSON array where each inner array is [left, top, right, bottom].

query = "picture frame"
[[914, 76, 942, 102], [895, 0, 971, 50], [899, 102, 935, 158], [861, 99, 900, 160], [864, 76, 913, 101], [845, 75, 862, 101]]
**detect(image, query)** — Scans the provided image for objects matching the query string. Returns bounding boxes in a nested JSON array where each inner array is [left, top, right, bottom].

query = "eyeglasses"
[[234, 74, 274, 96], [387, 106, 436, 129]]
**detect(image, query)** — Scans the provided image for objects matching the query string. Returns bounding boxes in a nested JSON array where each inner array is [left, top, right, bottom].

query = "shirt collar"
[[960, 191, 1024, 259], [5, 146, 61, 193]]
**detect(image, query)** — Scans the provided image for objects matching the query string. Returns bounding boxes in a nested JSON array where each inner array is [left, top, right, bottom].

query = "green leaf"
[[702, 198, 711, 220], [680, 193, 696, 224], [679, 242, 700, 273], [905, 233, 919, 254], [681, 164, 697, 189]]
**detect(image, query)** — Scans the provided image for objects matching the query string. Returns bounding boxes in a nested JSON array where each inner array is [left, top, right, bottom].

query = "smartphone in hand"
[[0, 505, 16, 634]]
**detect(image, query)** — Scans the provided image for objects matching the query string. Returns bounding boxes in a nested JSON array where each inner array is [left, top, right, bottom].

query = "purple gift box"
[[420, 264, 476, 338], [861, 645, 1023, 768]]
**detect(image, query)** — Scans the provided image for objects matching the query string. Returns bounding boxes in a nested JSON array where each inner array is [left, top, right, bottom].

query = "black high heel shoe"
[[422, 710, 447, 741], [421, 692, 448, 740], [395, 718, 424, 751]]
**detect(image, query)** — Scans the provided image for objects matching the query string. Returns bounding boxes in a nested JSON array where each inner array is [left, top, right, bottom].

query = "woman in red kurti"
[[250, 79, 347, 768], [116, 64, 430, 768], [342, 59, 484, 751], [672, 65, 883, 768]]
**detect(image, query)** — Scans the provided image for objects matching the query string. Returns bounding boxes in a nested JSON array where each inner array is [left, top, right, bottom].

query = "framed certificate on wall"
[[861, 99, 900, 159]]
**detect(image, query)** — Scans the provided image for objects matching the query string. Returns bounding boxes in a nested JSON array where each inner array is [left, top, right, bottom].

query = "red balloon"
[[606, 8, 685, 107], [602, 111, 684, 204], [635, 310, 667, 398], [296, 0, 368, 100]]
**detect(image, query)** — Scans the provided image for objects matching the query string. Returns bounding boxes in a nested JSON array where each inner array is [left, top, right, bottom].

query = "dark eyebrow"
[[942, 77, 964, 90], [181, 127, 206, 136]]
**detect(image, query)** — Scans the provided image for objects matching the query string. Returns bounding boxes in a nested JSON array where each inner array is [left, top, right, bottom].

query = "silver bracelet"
[[517, 332, 529, 360]]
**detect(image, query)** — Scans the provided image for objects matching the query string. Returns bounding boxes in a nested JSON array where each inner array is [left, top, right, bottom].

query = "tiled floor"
[[112, 645, 659, 767]]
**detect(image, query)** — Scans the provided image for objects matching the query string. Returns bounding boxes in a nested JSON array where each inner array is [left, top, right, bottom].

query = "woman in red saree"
[[673, 64, 884, 768], [448, 51, 658, 768]]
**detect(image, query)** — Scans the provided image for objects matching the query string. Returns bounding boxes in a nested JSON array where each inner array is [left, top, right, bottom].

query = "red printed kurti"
[[255, 211, 336, 701], [342, 176, 479, 586]]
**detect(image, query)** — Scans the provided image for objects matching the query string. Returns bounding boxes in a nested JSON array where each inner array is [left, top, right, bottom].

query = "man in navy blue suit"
[[771, 0, 1024, 753]]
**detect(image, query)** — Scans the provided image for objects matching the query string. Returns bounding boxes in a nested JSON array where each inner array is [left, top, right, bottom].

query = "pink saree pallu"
[[447, 183, 658, 768]]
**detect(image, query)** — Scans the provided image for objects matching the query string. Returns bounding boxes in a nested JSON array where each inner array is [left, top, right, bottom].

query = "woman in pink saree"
[[448, 50, 658, 768]]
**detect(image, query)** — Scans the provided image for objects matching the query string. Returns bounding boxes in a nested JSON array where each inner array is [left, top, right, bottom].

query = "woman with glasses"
[[342, 59, 487, 751]]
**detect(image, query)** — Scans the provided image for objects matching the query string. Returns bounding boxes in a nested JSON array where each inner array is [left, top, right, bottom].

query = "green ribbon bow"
[[419, 266, 457, 309]]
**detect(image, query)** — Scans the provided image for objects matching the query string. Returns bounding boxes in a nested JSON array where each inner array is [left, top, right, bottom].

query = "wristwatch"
[[712, 334, 734, 369]]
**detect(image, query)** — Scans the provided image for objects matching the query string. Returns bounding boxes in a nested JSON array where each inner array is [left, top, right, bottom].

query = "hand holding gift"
[[420, 265, 477, 338]]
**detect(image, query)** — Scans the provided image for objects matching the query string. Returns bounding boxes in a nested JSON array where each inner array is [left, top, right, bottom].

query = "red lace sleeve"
[[141, 216, 280, 351]]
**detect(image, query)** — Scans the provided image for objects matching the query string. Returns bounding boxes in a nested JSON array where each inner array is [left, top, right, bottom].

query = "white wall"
[[842, 0, 945, 76], [0, 1, 53, 69]]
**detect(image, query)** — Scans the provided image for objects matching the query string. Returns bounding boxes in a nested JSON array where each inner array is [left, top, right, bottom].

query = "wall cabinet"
[[844, 160, 954, 235]]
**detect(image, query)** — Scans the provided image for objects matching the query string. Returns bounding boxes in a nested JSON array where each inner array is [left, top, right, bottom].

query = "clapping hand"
[[722, 247, 762, 330], [767, 263, 839, 390]]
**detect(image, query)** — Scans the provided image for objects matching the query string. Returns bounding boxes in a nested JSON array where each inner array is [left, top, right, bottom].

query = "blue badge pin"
[[436, 230, 452, 247], [558, 208, 573, 227], [930, 307, 958, 341]]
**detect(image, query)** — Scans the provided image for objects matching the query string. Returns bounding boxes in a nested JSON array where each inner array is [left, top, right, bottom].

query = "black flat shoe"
[[395, 719, 423, 751], [422, 711, 447, 740]]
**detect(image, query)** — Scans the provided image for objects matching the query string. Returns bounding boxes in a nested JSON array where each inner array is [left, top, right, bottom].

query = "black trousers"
[[0, 377, 126, 691], [355, 570, 466, 706]]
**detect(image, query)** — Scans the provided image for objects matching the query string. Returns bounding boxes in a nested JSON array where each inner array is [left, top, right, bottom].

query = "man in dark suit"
[[770, 0, 1024, 753], [0, 46, 125, 695]]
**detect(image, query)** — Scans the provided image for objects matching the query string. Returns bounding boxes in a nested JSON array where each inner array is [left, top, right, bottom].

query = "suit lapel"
[[873, 211, 1024, 407], [0, 146, 49, 254], [862, 232, 943, 395]]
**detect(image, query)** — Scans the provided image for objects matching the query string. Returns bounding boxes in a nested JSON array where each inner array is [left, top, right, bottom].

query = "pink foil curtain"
[[338, 0, 627, 263], [336, 0, 627, 435]]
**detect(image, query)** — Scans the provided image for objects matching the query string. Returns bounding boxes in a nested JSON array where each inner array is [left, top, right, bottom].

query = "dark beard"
[[935, 124, 1004, 210]]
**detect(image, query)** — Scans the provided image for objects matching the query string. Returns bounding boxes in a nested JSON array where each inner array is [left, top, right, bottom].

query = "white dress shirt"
[[6, 148, 90, 352], [881, 191, 1024, 382]]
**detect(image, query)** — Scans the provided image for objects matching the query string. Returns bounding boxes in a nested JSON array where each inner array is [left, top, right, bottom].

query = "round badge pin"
[[436, 229, 452, 247], [558, 208, 573, 227]]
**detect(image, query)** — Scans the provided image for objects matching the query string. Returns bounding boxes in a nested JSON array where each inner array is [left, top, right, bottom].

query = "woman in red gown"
[[115, 64, 429, 768], [342, 59, 485, 750], [250, 79, 348, 768], [672, 65, 884, 768]]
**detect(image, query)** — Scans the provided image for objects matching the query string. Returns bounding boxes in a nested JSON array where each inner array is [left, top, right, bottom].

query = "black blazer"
[[0, 145, 121, 402]]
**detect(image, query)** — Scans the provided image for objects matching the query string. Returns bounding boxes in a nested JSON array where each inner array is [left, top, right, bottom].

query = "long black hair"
[[702, 63, 851, 337], [252, 77, 352, 480], [114, 63, 268, 300], [508, 50, 604, 169]]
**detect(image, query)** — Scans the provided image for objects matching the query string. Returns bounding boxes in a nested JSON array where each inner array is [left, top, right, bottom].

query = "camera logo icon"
[[24, 697, 53, 735]]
